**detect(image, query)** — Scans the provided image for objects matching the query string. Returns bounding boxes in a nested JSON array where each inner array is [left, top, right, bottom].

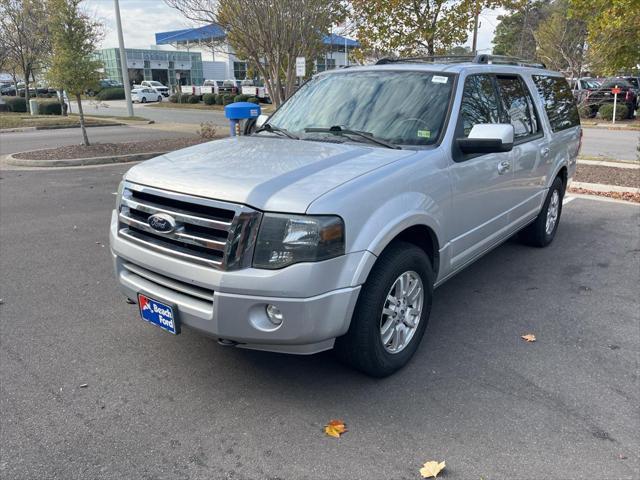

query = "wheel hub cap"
[[545, 190, 560, 235], [379, 271, 424, 354]]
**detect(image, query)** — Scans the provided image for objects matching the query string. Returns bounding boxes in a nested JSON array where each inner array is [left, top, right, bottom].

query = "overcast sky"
[[84, 0, 501, 54]]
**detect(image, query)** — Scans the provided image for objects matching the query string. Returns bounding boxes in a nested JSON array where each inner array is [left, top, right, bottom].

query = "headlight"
[[253, 214, 345, 269], [115, 180, 125, 210]]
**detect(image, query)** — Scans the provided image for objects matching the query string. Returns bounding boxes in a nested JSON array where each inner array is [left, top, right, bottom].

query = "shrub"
[[203, 93, 216, 105], [37, 100, 62, 115], [598, 103, 628, 121], [96, 87, 125, 101], [215, 94, 223, 105], [180, 93, 191, 103], [4, 96, 27, 112], [233, 94, 250, 103], [222, 94, 234, 105], [187, 95, 200, 104], [0, 104, 10, 112], [197, 121, 218, 139], [247, 97, 260, 105], [168, 94, 178, 103], [577, 103, 593, 118]]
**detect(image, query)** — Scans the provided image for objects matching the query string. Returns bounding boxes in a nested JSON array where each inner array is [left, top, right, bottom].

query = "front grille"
[[118, 181, 261, 270]]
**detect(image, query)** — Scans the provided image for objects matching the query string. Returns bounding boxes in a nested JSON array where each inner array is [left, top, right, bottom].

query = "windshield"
[[580, 79, 600, 89], [266, 71, 455, 146], [149, 81, 162, 86]]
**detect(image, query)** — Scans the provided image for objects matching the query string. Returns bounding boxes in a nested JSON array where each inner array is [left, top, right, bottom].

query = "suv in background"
[[140, 80, 170, 97], [110, 55, 580, 377], [569, 77, 601, 104], [587, 78, 637, 118]]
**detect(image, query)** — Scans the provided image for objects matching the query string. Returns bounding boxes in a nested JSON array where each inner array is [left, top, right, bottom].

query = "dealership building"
[[96, 24, 358, 87]]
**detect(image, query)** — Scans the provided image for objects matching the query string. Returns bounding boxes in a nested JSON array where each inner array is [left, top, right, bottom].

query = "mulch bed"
[[575, 164, 640, 188], [13, 138, 209, 160], [569, 187, 640, 204]]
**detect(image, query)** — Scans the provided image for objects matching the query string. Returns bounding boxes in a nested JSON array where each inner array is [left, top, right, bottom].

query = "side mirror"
[[255, 114, 269, 129], [457, 124, 514, 154]]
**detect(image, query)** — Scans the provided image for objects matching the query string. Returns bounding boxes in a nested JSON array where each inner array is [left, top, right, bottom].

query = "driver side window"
[[460, 75, 501, 137]]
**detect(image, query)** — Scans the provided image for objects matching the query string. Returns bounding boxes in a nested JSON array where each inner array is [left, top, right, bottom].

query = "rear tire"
[[157, 96, 162, 102], [335, 241, 434, 377], [519, 176, 564, 247], [141, 97, 147, 103]]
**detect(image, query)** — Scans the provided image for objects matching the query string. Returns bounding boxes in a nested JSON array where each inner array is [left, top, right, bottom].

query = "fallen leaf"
[[521, 333, 536, 342], [420, 460, 446, 478], [324, 419, 347, 438]]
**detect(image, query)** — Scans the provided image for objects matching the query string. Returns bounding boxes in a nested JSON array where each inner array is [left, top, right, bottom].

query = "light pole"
[[114, 0, 134, 117]]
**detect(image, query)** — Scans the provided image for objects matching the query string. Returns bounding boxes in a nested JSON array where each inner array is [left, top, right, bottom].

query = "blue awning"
[[155, 24, 359, 47], [155, 24, 226, 45]]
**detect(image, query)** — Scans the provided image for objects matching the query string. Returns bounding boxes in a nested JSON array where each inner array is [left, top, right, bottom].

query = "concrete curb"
[[571, 181, 639, 194], [577, 159, 640, 169], [581, 124, 640, 131], [4, 150, 167, 167]]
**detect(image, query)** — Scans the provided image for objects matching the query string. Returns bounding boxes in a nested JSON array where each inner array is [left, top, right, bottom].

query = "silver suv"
[[110, 55, 581, 377]]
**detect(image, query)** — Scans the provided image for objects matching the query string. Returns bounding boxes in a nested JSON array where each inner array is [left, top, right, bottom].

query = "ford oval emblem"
[[147, 213, 176, 233]]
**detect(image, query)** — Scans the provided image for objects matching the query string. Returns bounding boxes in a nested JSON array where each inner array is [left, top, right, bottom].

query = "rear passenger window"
[[532, 75, 580, 132], [496, 76, 539, 140], [460, 75, 501, 137]]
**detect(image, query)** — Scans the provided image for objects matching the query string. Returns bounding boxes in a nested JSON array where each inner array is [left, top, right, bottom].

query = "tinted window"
[[267, 71, 454, 146], [460, 74, 501, 137], [533, 75, 580, 132], [496, 76, 539, 140]]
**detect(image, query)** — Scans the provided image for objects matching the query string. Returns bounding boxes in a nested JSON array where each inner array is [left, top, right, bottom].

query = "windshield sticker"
[[432, 75, 448, 84], [417, 130, 431, 139]]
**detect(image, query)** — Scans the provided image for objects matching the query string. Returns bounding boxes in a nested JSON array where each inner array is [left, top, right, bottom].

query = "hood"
[[124, 136, 417, 213]]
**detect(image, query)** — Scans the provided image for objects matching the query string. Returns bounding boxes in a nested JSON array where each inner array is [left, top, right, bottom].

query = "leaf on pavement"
[[420, 460, 446, 478], [324, 419, 347, 438], [521, 333, 536, 342]]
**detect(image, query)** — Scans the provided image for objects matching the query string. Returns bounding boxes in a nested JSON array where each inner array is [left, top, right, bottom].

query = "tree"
[[46, 0, 103, 146], [351, 0, 507, 59], [0, 0, 49, 108], [493, 1, 548, 59], [534, 0, 586, 78], [165, 0, 345, 106], [569, 0, 640, 75]]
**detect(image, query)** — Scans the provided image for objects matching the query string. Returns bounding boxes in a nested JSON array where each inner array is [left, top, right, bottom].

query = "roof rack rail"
[[375, 54, 546, 69]]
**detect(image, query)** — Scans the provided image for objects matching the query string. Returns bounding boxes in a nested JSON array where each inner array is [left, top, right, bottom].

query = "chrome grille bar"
[[118, 181, 262, 270]]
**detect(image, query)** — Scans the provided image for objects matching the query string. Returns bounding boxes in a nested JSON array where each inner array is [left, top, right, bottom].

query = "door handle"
[[497, 160, 511, 175], [541, 147, 550, 158]]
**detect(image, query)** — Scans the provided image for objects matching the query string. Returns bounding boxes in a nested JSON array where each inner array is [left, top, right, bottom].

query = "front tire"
[[519, 176, 564, 247], [335, 241, 434, 377], [157, 96, 163, 102]]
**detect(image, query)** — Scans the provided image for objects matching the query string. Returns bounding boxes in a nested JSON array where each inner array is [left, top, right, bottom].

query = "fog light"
[[266, 304, 283, 325]]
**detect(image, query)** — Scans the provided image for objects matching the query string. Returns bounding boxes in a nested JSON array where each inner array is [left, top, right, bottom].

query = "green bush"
[[577, 103, 592, 118], [247, 97, 260, 105], [222, 94, 234, 105], [187, 95, 200, 104], [168, 94, 178, 103], [598, 103, 628, 121], [214, 94, 223, 105], [180, 93, 191, 103], [203, 93, 216, 105], [37, 100, 62, 115], [96, 87, 125, 101], [233, 94, 250, 103], [4, 96, 27, 112]]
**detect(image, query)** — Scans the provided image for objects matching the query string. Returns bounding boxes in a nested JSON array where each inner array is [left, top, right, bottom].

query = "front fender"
[[351, 191, 443, 257]]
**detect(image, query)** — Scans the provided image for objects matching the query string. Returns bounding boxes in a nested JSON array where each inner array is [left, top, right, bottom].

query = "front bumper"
[[110, 210, 373, 354]]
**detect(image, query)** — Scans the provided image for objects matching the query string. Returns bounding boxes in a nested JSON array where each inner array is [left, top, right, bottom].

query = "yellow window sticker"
[[417, 130, 431, 139]]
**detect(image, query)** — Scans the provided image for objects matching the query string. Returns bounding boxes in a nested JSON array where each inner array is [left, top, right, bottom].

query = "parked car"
[[110, 56, 580, 377], [140, 80, 170, 97], [621, 76, 640, 109], [586, 78, 637, 118], [131, 87, 163, 103], [86, 79, 123, 96], [569, 77, 601, 104]]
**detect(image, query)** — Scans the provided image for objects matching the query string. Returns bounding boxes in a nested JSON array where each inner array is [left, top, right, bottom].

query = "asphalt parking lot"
[[0, 164, 638, 480]]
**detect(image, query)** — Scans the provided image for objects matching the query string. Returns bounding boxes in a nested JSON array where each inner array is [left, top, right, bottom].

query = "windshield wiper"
[[255, 123, 300, 140], [304, 125, 401, 149]]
